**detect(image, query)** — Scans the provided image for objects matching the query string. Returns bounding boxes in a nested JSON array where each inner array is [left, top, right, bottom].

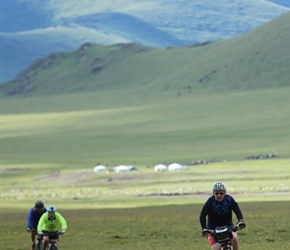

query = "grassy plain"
[[1, 158, 290, 249], [1, 202, 290, 250], [1, 150, 290, 249], [2, 87, 290, 168], [1, 86, 289, 249], [1, 84, 290, 250]]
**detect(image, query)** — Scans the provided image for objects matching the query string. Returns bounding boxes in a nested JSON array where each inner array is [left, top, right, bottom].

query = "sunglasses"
[[214, 192, 225, 195]]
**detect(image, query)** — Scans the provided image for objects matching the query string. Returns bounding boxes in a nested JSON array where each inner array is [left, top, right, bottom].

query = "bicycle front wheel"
[[222, 244, 232, 250], [35, 243, 41, 250]]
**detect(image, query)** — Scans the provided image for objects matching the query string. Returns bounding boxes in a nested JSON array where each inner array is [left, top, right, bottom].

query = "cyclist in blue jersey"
[[26, 200, 47, 250], [199, 182, 246, 250]]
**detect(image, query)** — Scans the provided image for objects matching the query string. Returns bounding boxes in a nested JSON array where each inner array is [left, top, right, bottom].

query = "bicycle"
[[37, 231, 65, 250], [203, 225, 242, 250]]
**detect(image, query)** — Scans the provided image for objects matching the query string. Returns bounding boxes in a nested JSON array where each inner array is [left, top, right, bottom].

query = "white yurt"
[[168, 163, 187, 171], [93, 165, 107, 173], [154, 164, 167, 172], [114, 165, 131, 173]]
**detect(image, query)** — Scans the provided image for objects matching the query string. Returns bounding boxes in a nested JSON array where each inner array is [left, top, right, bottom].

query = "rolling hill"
[[1, 12, 289, 168], [1, 0, 289, 83], [2, 11, 290, 97]]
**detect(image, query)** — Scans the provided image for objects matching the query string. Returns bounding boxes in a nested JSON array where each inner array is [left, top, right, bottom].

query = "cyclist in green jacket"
[[37, 206, 67, 250]]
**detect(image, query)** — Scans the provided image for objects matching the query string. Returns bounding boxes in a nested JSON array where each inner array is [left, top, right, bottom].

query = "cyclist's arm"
[[232, 202, 243, 221], [26, 208, 35, 228], [199, 205, 209, 229], [57, 213, 67, 231]]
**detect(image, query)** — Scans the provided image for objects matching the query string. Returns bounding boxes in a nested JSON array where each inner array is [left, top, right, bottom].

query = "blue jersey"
[[26, 207, 47, 229], [199, 194, 243, 229]]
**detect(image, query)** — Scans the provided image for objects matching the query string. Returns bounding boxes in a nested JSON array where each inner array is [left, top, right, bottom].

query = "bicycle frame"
[[37, 231, 64, 250], [48, 238, 58, 250]]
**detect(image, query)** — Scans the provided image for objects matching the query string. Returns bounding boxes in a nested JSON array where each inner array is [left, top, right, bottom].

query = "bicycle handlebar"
[[38, 231, 65, 236], [203, 226, 240, 237]]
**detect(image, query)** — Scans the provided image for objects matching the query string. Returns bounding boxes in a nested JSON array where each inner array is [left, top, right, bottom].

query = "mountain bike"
[[37, 231, 64, 250], [203, 225, 241, 250]]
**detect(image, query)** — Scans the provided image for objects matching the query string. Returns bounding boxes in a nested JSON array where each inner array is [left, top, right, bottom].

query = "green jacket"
[[37, 212, 67, 232]]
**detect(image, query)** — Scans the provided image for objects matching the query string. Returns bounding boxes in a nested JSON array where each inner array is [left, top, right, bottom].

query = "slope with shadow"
[[0, 12, 183, 84], [67, 12, 185, 48], [2, 12, 290, 98]]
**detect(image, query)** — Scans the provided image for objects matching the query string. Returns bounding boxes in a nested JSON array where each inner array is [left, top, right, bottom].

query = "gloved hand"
[[202, 228, 210, 237], [60, 230, 66, 234], [237, 220, 246, 229], [38, 231, 44, 235], [26, 227, 31, 232]]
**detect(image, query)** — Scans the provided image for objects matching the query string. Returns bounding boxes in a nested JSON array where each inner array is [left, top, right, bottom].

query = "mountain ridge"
[[2, 11, 290, 98], [1, 0, 289, 83]]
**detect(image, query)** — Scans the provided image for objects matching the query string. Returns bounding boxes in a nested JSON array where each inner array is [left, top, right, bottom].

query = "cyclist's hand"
[[26, 227, 31, 232], [237, 220, 246, 229], [202, 228, 209, 237], [38, 231, 44, 235], [60, 230, 65, 234]]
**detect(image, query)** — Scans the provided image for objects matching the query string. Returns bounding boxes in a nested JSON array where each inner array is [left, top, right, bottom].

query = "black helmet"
[[35, 200, 44, 209]]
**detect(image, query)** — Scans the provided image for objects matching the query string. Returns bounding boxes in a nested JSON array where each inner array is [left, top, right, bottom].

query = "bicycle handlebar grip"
[[237, 221, 246, 229], [202, 229, 211, 237]]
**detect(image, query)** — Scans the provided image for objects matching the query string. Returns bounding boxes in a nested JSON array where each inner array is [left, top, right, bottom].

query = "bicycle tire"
[[49, 245, 57, 250], [35, 240, 42, 250], [35, 244, 41, 250]]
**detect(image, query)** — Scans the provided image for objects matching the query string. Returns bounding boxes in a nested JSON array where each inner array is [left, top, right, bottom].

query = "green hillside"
[[1, 12, 290, 169], [2, 11, 290, 97]]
